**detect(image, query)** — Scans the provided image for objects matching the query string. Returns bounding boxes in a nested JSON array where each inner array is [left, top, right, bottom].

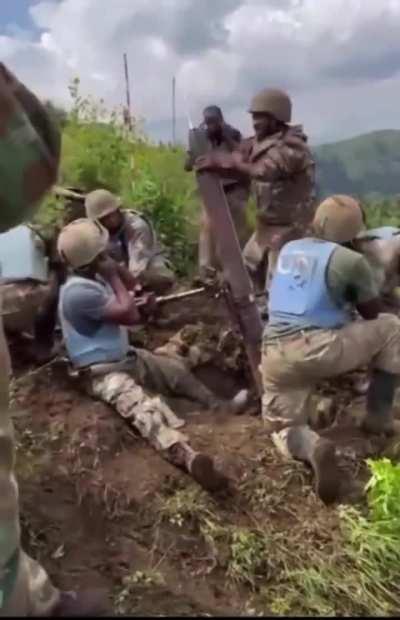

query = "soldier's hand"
[[96, 255, 120, 281], [136, 292, 158, 318]]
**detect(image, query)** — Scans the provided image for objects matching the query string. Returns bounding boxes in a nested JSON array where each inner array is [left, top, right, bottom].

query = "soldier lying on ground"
[[184, 105, 251, 281], [260, 195, 400, 505], [196, 89, 316, 293], [56, 219, 248, 494], [85, 189, 176, 294], [0, 63, 106, 617]]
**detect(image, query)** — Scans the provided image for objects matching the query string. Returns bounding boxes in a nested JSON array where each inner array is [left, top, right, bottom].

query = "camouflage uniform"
[[185, 125, 251, 274], [0, 65, 60, 615], [85, 349, 215, 465], [116, 210, 176, 293], [85, 189, 176, 295], [242, 125, 316, 290], [353, 228, 400, 309]]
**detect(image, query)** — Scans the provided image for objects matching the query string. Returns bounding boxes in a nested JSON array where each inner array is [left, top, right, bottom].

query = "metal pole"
[[172, 76, 176, 146], [123, 53, 132, 131]]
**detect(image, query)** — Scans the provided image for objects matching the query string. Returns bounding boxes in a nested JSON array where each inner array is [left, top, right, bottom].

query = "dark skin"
[[76, 253, 141, 326], [195, 112, 282, 177]]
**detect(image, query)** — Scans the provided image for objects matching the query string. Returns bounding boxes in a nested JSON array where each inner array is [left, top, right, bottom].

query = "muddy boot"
[[361, 369, 398, 436], [168, 442, 230, 494], [52, 589, 109, 617], [272, 425, 341, 505]]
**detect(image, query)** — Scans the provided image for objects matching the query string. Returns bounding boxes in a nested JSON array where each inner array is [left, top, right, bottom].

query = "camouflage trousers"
[[0, 293, 59, 616], [139, 255, 176, 295], [261, 314, 400, 428], [1, 281, 51, 334], [86, 349, 215, 465], [243, 223, 305, 292], [199, 185, 250, 274]]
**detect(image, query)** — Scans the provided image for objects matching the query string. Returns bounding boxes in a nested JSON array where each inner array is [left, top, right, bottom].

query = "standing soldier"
[[185, 106, 251, 281], [196, 89, 316, 292], [85, 189, 176, 294], [0, 64, 106, 616]]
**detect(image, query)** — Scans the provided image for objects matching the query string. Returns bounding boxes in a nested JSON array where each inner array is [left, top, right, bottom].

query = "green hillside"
[[314, 130, 400, 199]]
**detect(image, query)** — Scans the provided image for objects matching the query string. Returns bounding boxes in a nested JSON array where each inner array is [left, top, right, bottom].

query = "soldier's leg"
[[89, 371, 229, 492], [262, 316, 400, 502], [140, 255, 176, 295], [0, 301, 59, 617], [243, 233, 267, 293], [133, 348, 216, 408]]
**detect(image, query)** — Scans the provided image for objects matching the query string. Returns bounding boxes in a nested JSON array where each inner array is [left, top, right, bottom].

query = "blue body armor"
[[268, 238, 351, 329], [59, 276, 129, 368]]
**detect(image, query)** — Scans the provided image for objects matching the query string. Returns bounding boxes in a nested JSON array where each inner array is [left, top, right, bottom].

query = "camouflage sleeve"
[[125, 213, 158, 277], [250, 139, 312, 183]]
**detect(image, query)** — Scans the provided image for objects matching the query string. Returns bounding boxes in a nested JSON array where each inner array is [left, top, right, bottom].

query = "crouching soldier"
[[85, 189, 176, 294], [0, 224, 65, 363], [57, 219, 246, 493], [261, 195, 400, 505]]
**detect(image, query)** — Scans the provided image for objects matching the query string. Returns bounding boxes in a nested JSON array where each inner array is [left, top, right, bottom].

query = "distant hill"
[[314, 130, 400, 199]]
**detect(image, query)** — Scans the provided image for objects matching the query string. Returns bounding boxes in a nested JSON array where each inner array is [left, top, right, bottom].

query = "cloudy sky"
[[2, 0, 400, 145]]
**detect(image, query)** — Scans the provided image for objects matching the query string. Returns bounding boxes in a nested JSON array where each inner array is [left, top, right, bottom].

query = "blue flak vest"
[[59, 276, 129, 368], [268, 238, 352, 330], [360, 226, 400, 241]]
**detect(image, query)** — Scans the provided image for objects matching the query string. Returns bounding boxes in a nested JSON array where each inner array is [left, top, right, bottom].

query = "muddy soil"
[[8, 303, 399, 616]]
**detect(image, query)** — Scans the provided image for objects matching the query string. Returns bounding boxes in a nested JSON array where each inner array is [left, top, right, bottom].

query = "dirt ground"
[[7, 299, 399, 616]]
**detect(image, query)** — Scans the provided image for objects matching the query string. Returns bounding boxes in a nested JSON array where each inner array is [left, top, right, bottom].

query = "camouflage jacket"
[[245, 125, 316, 228], [185, 123, 248, 189], [107, 210, 167, 277]]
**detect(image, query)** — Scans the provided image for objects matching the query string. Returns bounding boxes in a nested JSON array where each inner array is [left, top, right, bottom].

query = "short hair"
[[203, 105, 223, 119]]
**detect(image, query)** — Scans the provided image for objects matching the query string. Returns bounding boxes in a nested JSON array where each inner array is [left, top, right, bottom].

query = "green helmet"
[[248, 88, 292, 123], [85, 189, 121, 221], [313, 195, 364, 243], [57, 218, 109, 268]]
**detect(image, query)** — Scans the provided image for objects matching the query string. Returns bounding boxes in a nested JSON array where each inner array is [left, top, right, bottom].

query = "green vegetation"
[[36, 79, 200, 276], [315, 129, 400, 202], [36, 83, 400, 277]]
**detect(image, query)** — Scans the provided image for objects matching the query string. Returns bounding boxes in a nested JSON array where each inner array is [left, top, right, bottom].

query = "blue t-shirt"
[[61, 278, 112, 336]]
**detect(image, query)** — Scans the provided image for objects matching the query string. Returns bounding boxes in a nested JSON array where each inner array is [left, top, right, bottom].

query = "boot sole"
[[191, 454, 229, 493], [311, 440, 341, 505]]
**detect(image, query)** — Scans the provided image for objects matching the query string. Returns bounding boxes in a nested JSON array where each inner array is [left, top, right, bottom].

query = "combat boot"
[[51, 589, 109, 617], [272, 425, 341, 505], [167, 442, 230, 494], [361, 369, 399, 436]]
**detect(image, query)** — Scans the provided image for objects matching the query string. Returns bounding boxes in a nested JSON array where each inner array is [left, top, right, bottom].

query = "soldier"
[[56, 219, 248, 493], [353, 226, 400, 310], [85, 189, 176, 294], [260, 195, 400, 505], [0, 64, 106, 616], [185, 106, 251, 280], [196, 89, 316, 292], [0, 224, 65, 364]]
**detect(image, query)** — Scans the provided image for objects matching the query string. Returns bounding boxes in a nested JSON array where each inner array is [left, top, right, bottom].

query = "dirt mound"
[[9, 317, 398, 616]]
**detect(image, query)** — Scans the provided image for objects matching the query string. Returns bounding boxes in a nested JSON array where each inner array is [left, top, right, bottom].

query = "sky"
[[2, 0, 400, 145]]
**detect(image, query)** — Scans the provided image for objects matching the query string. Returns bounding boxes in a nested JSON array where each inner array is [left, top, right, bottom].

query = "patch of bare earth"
[[8, 309, 398, 616]]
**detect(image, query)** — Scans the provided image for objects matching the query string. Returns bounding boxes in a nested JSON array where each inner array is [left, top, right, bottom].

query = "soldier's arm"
[[235, 140, 309, 182], [350, 255, 383, 319]]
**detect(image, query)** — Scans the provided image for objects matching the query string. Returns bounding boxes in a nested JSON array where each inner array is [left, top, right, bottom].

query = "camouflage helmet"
[[248, 88, 292, 123], [85, 189, 121, 221], [313, 195, 364, 243], [57, 218, 109, 268]]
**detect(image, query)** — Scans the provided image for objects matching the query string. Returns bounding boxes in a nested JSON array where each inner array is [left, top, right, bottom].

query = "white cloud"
[[1, 0, 400, 144]]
